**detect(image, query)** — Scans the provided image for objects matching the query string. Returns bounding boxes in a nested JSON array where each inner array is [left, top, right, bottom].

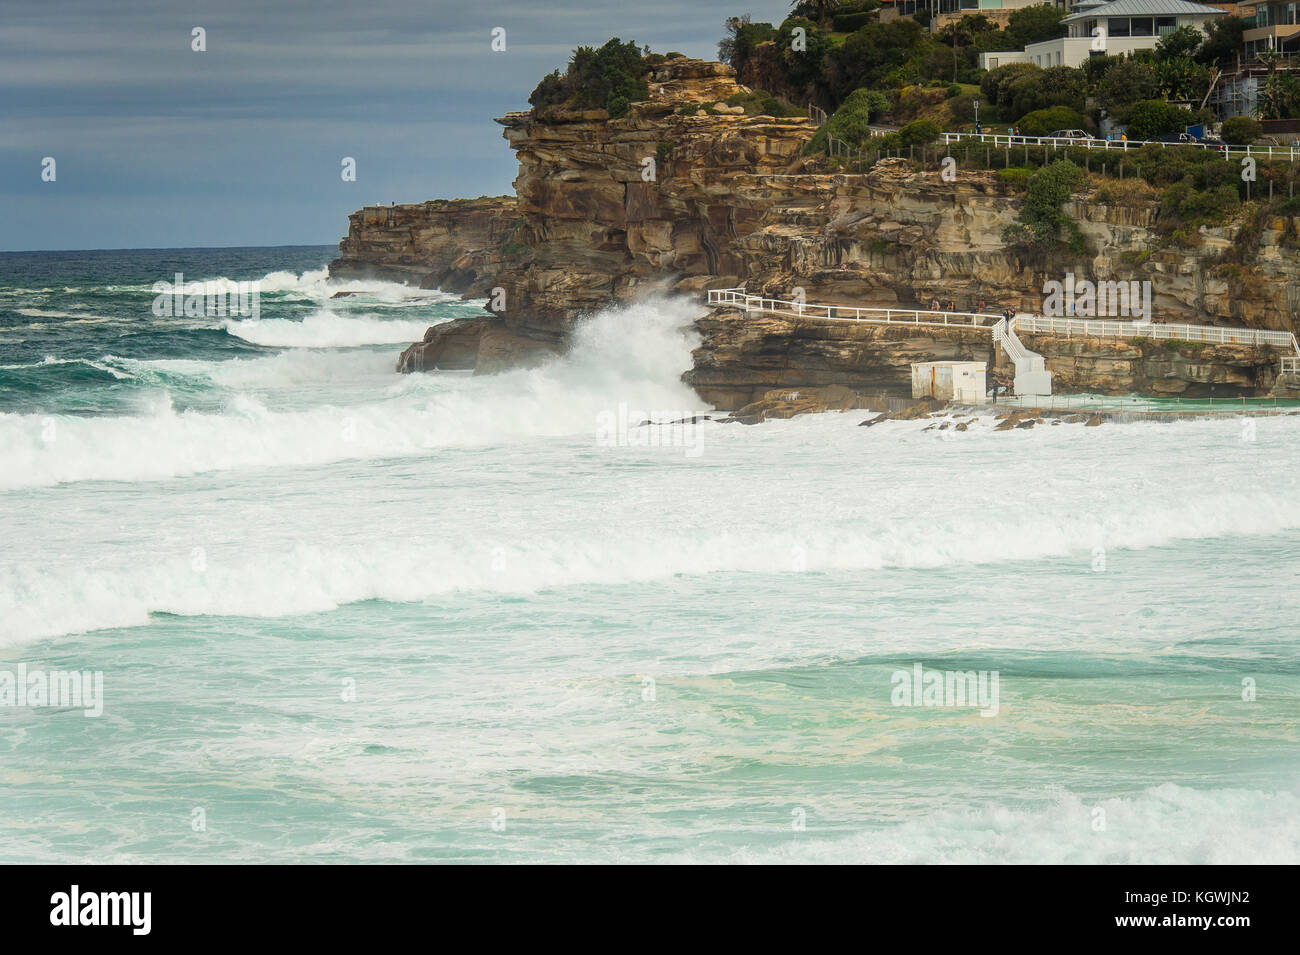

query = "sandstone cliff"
[[329, 197, 520, 295], [329, 57, 1300, 402]]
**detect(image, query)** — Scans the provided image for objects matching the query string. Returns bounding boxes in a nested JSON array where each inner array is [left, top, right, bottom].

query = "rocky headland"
[[329, 56, 1300, 407]]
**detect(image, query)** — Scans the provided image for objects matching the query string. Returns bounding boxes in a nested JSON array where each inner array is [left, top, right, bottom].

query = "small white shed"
[[911, 361, 987, 404]]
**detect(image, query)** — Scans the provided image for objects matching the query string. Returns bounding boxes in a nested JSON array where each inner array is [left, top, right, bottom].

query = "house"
[[1242, 0, 1300, 58], [928, 0, 1068, 30], [979, 0, 1226, 69], [879, 0, 1074, 29]]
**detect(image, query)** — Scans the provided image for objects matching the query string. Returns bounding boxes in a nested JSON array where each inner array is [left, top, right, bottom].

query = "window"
[[1258, 4, 1298, 26], [1130, 17, 1154, 36], [1156, 16, 1176, 35], [1109, 17, 1131, 37]]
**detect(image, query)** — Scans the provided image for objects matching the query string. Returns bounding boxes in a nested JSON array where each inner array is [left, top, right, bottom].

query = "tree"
[[1082, 54, 1122, 91], [1155, 56, 1212, 103], [778, 16, 835, 95], [980, 61, 1040, 109], [1196, 17, 1245, 69], [823, 88, 892, 147], [528, 71, 564, 110], [1004, 5, 1067, 49], [828, 19, 924, 98], [790, 0, 842, 27], [1005, 65, 1086, 117], [718, 16, 776, 71], [1256, 72, 1300, 120], [529, 38, 649, 118], [1125, 100, 1196, 139], [1004, 159, 1087, 256], [1156, 25, 1203, 61], [939, 15, 998, 82], [1097, 59, 1161, 122]]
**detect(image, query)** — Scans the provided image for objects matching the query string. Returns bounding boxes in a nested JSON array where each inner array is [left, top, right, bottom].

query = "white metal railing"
[[1015, 313, 1300, 351], [941, 131, 1300, 163], [708, 289, 1300, 382], [706, 287, 1002, 329]]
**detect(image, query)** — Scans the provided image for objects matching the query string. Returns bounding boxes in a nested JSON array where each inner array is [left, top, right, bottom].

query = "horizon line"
[[0, 242, 339, 255]]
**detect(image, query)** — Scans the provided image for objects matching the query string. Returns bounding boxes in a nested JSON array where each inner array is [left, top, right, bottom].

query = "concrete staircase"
[[995, 316, 1052, 397]]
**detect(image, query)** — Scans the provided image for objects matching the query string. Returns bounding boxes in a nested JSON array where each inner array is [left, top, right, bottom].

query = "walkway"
[[705, 287, 1300, 390]]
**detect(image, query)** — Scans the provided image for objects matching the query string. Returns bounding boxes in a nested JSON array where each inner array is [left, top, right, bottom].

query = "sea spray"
[[0, 295, 707, 489]]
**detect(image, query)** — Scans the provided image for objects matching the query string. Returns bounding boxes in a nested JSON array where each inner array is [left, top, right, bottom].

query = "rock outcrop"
[[329, 197, 520, 295], [330, 56, 1300, 403], [492, 58, 818, 331], [688, 306, 994, 408]]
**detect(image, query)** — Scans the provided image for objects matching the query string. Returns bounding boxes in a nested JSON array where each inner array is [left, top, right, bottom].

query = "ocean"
[[0, 246, 1297, 863]]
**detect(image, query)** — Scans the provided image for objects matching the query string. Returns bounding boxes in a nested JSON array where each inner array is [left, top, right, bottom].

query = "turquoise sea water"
[[1, 247, 1297, 863]]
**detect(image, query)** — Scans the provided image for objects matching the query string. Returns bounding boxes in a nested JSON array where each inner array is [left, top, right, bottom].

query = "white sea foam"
[[0, 296, 705, 489], [111, 348, 399, 391], [219, 267, 459, 304], [1, 455, 1299, 643], [672, 784, 1300, 864], [3, 295, 1300, 643], [223, 310, 436, 348]]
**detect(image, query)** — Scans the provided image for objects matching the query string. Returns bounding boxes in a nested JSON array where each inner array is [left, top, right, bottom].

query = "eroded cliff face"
[[330, 57, 1300, 400], [727, 160, 1300, 339], [329, 197, 520, 294], [688, 309, 1279, 407], [493, 59, 817, 323], [688, 308, 996, 409]]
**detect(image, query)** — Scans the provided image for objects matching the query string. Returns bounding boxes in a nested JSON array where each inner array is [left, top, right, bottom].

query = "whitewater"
[[0, 246, 1296, 864]]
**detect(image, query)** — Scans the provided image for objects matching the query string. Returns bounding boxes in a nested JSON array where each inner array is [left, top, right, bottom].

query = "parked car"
[[1154, 131, 1202, 144], [1047, 129, 1095, 142]]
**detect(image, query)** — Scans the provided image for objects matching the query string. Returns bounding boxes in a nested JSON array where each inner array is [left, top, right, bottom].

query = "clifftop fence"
[[707, 287, 1300, 376]]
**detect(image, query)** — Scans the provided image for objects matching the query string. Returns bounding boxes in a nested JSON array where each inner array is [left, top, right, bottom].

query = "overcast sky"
[[2, 0, 788, 251]]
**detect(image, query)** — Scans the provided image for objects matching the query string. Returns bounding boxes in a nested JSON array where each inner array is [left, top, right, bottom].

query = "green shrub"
[[1003, 65, 1086, 117], [528, 37, 649, 118], [717, 17, 776, 71], [1097, 59, 1161, 123], [980, 62, 1040, 109], [832, 11, 876, 32], [819, 88, 891, 149], [1124, 100, 1196, 140], [1159, 181, 1240, 228], [998, 167, 1032, 190], [898, 118, 940, 145], [1015, 106, 1091, 137], [1221, 116, 1262, 145], [948, 92, 980, 125], [1272, 194, 1300, 216], [1004, 159, 1087, 255], [725, 89, 803, 117], [528, 71, 565, 111], [606, 94, 631, 119]]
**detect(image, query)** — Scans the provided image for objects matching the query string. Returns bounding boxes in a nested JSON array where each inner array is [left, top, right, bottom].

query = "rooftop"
[[1061, 0, 1227, 21]]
